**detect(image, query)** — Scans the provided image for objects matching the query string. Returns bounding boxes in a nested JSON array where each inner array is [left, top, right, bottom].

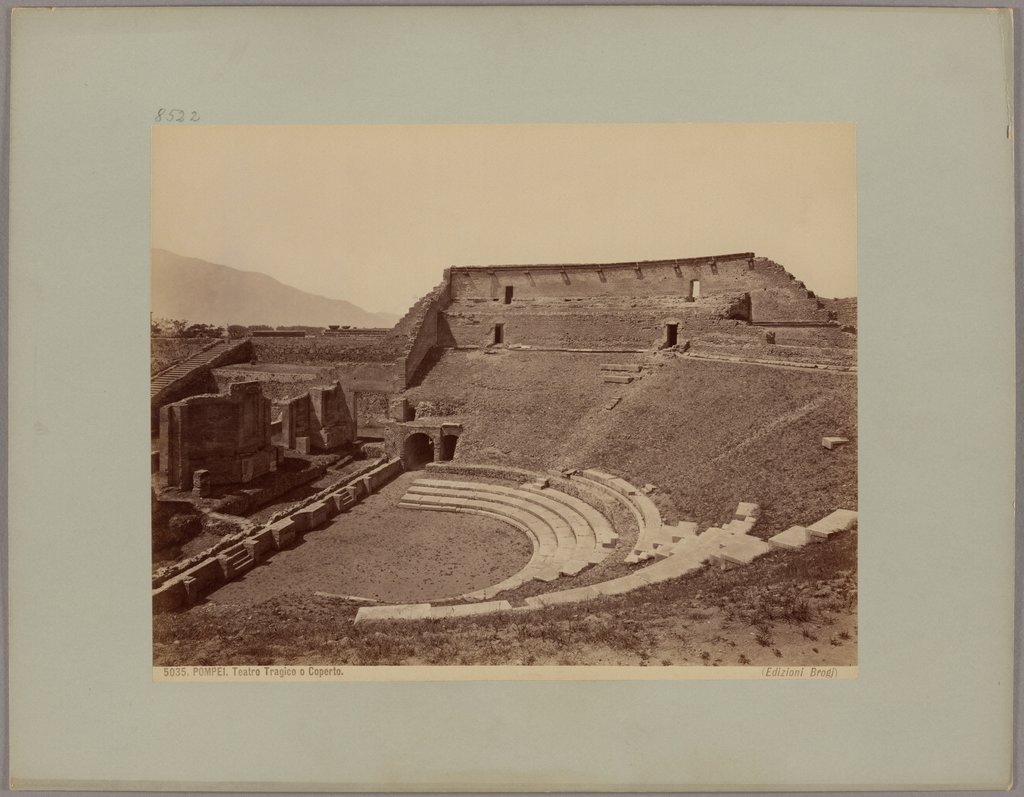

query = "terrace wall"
[[446, 254, 830, 326], [442, 296, 750, 350]]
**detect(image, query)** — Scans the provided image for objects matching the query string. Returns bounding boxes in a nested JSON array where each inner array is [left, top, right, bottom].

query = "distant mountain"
[[151, 250, 400, 328]]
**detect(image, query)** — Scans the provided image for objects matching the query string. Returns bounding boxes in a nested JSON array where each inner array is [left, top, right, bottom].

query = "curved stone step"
[[414, 478, 606, 555], [405, 485, 591, 563]]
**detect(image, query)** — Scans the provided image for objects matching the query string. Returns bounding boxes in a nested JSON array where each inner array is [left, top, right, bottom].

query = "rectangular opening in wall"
[[666, 324, 678, 347], [504, 286, 513, 304], [690, 279, 701, 299], [493, 324, 504, 345]]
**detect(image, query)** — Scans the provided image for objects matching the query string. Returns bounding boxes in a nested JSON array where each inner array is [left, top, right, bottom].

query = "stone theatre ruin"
[[152, 251, 857, 666]]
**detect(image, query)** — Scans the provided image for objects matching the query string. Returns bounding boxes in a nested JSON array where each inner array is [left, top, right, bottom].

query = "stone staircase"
[[216, 544, 257, 580], [151, 340, 249, 401]]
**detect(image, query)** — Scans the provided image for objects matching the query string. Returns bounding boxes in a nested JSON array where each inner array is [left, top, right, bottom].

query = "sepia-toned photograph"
[[150, 123, 858, 672]]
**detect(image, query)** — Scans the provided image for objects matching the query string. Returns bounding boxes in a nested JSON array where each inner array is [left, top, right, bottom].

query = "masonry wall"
[[251, 335, 402, 365], [159, 381, 276, 489], [442, 294, 750, 350], [449, 255, 752, 301], [278, 382, 355, 451], [446, 255, 830, 324]]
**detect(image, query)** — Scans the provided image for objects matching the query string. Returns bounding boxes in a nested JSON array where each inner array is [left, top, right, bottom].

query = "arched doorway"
[[402, 432, 435, 469], [440, 433, 459, 461]]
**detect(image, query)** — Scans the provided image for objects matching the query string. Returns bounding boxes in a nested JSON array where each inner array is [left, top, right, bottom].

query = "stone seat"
[[415, 478, 605, 551], [574, 469, 666, 560], [403, 488, 575, 550], [408, 480, 604, 566], [519, 484, 619, 548], [399, 493, 575, 595]]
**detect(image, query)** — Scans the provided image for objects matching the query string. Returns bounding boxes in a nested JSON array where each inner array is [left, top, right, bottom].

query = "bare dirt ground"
[[154, 525, 856, 667], [207, 471, 533, 605]]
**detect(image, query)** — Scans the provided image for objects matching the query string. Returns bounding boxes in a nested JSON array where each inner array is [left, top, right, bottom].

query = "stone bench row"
[[400, 479, 613, 598], [416, 478, 618, 548], [354, 504, 857, 622], [152, 458, 403, 613], [559, 468, 676, 563]]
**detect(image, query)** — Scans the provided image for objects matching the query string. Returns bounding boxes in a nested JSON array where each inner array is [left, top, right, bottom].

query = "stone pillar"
[[192, 469, 212, 497]]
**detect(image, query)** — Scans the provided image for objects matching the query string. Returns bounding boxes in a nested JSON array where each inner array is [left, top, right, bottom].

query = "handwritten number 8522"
[[155, 109, 200, 122]]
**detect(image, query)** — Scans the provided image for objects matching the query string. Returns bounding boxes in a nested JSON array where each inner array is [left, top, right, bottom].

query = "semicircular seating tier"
[[398, 476, 617, 598], [561, 468, 698, 563], [355, 463, 857, 623]]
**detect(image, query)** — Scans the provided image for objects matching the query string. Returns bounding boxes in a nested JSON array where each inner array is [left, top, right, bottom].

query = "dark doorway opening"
[[402, 433, 434, 469], [440, 434, 459, 461], [503, 286, 513, 304], [493, 324, 504, 345], [666, 324, 679, 347]]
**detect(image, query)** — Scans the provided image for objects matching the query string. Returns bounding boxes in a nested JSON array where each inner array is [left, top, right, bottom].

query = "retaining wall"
[[152, 457, 405, 612]]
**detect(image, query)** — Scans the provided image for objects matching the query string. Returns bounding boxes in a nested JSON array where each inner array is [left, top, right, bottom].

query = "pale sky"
[[152, 124, 856, 316]]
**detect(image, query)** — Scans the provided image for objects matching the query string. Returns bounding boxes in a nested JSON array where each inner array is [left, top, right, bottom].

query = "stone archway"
[[402, 432, 435, 469]]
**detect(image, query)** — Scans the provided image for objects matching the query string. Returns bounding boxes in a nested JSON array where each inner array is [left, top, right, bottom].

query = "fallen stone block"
[[808, 509, 858, 540], [735, 502, 760, 519], [768, 525, 811, 550], [600, 363, 642, 372], [604, 397, 622, 410], [603, 375, 633, 384], [822, 436, 850, 450], [718, 539, 771, 566]]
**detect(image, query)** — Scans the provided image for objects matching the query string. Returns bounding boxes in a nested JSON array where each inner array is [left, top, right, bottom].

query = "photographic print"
[[150, 123, 857, 675]]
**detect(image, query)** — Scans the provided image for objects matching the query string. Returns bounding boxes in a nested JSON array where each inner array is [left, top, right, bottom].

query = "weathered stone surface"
[[159, 381, 275, 490], [268, 517, 300, 549], [293, 501, 330, 531], [735, 502, 760, 519], [768, 525, 811, 550], [808, 509, 858, 539], [354, 604, 433, 623]]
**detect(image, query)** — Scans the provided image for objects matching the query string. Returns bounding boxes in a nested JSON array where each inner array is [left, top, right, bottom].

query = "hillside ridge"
[[151, 249, 400, 328]]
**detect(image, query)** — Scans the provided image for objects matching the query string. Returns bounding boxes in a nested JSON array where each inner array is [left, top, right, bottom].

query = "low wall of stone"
[[152, 456, 405, 613]]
